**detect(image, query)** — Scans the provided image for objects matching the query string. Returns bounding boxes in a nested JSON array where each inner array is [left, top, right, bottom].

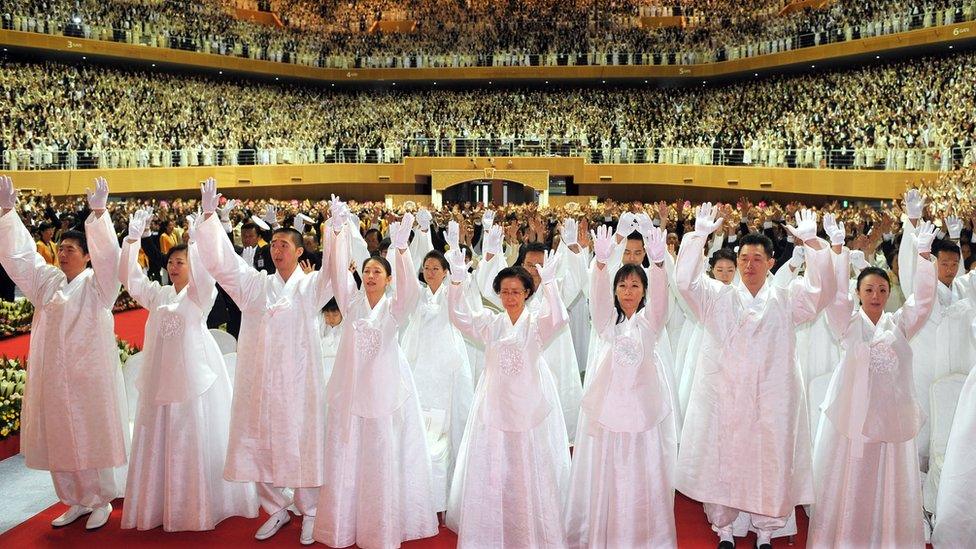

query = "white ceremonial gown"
[[314, 229, 438, 549], [564, 262, 677, 549], [932, 351, 976, 548], [446, 278, 572, 548], [809, 248, 934, 548], [0, 211, 128, 507], [117, 239, 258, 531], [673, 231, 835, 520]]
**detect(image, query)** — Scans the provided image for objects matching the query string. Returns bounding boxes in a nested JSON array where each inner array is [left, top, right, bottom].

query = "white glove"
[[0, 175, 15, 210], [536, 249, 561, 285], [560, 217, 579, 248], [446, 248, 469, 284], [86, 177, 109, 210], [482, 209, 495, 230], [789, 245, 806, 269], [635, 212, 655, 238], [201, 177, 221, 214], [242, 246, 256, 267], [916, 220, 937, 253], [823, 213, 846, 246], [445, 220, 460, 250], [416, 208, 432, 231], [593, 224, 614, 264], [786, 209, 818, 243], [187, 209, 204, 242], [850, 250, 870, 271], [392, 213, 414, 250], [326, 198, 348, 233], [483, 225, 503, 257], [263, 205, 279, 229], [616, 212, 637, 238], [293, 213, 315, 234], [945, 215, 963, 239], [904, 189, 924, 219], [693, 202, 724, 236], [644, 227, 667, 264], [126, 209, 151, 242], [217, 198, 237, 222]]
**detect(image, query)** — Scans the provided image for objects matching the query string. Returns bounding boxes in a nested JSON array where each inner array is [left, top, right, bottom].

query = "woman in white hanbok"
[[565, 226, 677, 549], [399, 245, 474, 512], [445, 240, 571, 548], [809, 219, 938, 548], [314, 211, 438, 549], [116, 210, 258, 531]]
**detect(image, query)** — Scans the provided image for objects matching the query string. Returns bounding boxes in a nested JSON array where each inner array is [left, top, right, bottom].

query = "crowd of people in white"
[[3, 50, 976, 172], [2, 0, 975, 70], [1, 169, 976, 547]]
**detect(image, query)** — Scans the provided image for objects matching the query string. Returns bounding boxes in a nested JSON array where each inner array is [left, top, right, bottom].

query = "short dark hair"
[[38, 221, 55, 232], [364, 228, 382, 241], [709, 247, 737, 268], [60, 230, 89, 254], [165, 243, 189, 265], [241, 222, 259, 234], [492, 266, 536, 299], [738, 232, 774, 258], [856, 266, 891, 290], [363, 255, 392, 276], [323, 297, 340, 313], [626, 230, 644, 242], [271, 227, 304, 249], [934, 239, 961, 259], [516, 242, 548, 267]]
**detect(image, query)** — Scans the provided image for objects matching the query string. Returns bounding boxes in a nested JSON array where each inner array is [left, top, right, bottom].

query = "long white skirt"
[[564, 411, 677, 549], [446, 368, 571, 548], [121, 368, 258, 531], [932, 368, 976, 547], [676, 322, 705, 418], [808, 418, 923, 548], [314, 365, 439, 549]]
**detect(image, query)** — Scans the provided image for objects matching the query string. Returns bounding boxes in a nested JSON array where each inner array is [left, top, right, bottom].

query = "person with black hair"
[[315, 206, 438, 548], [194, 179, 335, 545], [897, 190, 976, 469], [399, 231, 475, 513], [0, 175, 128, 531], [810, 216, 938, 547], [109, 208, 258, 532], [35, 220, 58, 266], [675, 203, 836, 549], [476, 218, 586, 444], [444, 239, 571, 548], [565, 224, 677, 548], [319, 297, 342, 381]]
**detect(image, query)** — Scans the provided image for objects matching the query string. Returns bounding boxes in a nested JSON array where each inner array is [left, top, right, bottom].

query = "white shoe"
[[255, 510, 291, 540], [85, 503, 112, 530], [300, 515, 315, 545], [51, 505, 92, 527]]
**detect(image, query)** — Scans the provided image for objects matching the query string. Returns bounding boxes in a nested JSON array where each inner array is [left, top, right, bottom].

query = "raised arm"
[[787, 210, 836, 325], [446, 249, 494, 344], [675, 227, 723, 323], [118, 211, 165, 311], [896, 222, 938, 340], [588, 225, 617, 338], [824, 247, 855, 340], [533, 249, 570, 347], [390, 215, 421, 324], [639, 262, 669, 336], [0, 207, 64, 306], [82, 200, 122, 309]]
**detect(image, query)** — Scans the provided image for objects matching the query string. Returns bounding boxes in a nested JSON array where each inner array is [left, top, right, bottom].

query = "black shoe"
[[756, 543, 772, 549], [718, 542, 734, 549]]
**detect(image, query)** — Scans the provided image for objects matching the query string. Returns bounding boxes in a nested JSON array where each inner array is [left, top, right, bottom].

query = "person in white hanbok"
[[320, 297, 343, 380], [314, 207, 438, 549], [399, 219, 474, 513], [932, 327, 976, 547], [445, 238, 571, 548], [565, 225, 677, 549], [113, 209, 259, 531], [476, 220, 586, 444], [809, 217, 938, 548], [675, 204, 836, 549], [0, 176, 128, 531], [194, 179, 333, 545]]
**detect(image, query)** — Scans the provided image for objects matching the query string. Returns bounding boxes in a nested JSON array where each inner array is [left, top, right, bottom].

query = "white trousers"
[[258, 483, 319, 517], [704, 502, 788, 538], [51, 468, 122, 508]]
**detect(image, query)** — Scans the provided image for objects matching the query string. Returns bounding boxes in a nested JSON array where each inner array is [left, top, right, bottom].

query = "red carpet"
[[1, 307, 811, 547], [0, 494, 806, 548]]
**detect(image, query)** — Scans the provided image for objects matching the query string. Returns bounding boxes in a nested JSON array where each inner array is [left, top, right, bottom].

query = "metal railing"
[[2, 142, 970, 171], [2, 2, 973, 70]]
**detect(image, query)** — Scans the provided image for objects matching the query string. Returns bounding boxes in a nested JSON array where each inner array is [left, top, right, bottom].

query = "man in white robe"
[[674, 204, 835, 549], [0, 176, 128, 531], [195, 179, 334, 545]]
